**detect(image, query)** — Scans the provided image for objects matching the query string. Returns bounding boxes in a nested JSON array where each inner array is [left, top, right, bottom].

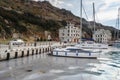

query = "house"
[[59, 23, 81, 42], [93, 29, 112, 43]]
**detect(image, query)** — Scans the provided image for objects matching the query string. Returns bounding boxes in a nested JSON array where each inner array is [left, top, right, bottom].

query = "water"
[[0, 51, 120, 80]]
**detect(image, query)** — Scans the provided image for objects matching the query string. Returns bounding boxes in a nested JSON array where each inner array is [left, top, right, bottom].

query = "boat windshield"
[[66, 48, 90, 53], [86, 41, 94, 44]]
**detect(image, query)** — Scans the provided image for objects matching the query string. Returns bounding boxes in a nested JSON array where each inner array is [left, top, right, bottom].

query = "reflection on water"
[[82, 51, 120, 80], [0, 51, 120, 80]]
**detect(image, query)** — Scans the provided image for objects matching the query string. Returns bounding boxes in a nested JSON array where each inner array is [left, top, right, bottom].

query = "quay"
[[0, 41, 76, 61]]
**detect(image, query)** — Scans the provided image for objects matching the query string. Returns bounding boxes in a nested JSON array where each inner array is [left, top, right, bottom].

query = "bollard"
[[21, 51, 24, 57], [27, 50, 29, 56], [15, 52, 18, 58], [43, 48, 44, 53], [36, 49, 38, 54], [50, 47, 52, 52], [48, 47, 49, 52], [39, 49, 41, 54], [6, 53, 10, 60], [32, 49, 34, 55], [45, 48, 47, 52]]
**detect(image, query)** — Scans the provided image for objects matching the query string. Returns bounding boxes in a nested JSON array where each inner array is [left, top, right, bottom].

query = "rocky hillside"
[[0, 0, 118, 41]]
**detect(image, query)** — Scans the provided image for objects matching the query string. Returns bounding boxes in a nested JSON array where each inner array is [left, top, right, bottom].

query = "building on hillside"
[[93, 29, 112, 43], [44, 31, 51, 40], [59, 23, 81, 42]]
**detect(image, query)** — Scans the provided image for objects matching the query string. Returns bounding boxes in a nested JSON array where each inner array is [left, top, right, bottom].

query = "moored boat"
[[112, 40, 120, 48], [75, 41, 108, 49], [48, 46, 101, 59]]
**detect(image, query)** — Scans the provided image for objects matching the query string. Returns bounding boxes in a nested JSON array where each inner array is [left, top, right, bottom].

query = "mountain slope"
[[0, 0, 117, 41]]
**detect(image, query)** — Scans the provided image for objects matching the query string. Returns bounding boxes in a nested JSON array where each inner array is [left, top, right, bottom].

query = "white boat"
[[48, 1, 107, 59], [112, 40, 120, 47], [75, 2, 108, 50], [75, 41, 108, 49], [48, 46, 101, 59]]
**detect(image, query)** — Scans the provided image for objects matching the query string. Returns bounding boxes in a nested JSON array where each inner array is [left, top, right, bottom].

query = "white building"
[[59, 23, 81, 42], [93, 29, 112, 43]]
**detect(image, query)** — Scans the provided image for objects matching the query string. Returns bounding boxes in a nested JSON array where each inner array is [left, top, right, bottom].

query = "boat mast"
[[80, 0, 82, 41], [117, 8, 120, 39], [93, 3, 95, 35]]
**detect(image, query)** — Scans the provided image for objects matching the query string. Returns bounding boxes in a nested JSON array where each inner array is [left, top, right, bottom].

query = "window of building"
[[68, 39, 69, 42], [68, 26, 69, 29], [68, 30, 69, 33]]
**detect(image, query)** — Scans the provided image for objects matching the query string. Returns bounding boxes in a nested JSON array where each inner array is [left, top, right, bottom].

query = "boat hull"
[[48, 51, 99, 59], [49, 54, 97, 59]]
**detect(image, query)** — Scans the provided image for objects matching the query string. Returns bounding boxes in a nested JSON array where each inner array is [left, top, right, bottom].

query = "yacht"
[[48, 46, 101, 59], [75, 41, 108, 49], [48, 1, 107, 59], [77, 2, 108, 49], [112, 40, 120, 48]]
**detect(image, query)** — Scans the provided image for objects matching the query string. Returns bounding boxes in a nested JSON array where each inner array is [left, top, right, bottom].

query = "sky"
[[33, 0, 120, 28]]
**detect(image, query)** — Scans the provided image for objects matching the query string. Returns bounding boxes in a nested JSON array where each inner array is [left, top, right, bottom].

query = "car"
[[9, 39, 24, 45]]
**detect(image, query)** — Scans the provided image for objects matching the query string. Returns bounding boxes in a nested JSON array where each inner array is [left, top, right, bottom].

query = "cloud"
[[97, 10, 117, 21], [32, 0, 120, 27], [33, 0, 73, 8], [96, 0, 120, 22], [83, 0, 119, 24], [66, 3, 73, 7], [50, 0, 64, 8]]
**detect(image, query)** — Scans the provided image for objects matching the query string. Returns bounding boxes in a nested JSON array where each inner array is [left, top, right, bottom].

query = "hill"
[[0, 0, 118, 41]]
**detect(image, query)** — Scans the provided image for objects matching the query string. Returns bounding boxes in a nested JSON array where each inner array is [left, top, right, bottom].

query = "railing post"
[[39, 49, 41, 54], [6, 53, 10, 60], [15, 52, 18, 58], [32, 49, 34, 55], [36, 49, 38, 54], [27, 49, 29, 56], [21, 51, 24, 57]]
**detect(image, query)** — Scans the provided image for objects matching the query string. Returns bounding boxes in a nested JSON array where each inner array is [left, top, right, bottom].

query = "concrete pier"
[[0, 41, 76, 61]]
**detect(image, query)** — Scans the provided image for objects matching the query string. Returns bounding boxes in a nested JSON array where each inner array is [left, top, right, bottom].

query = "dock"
[[0, 41, 76, 61]]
